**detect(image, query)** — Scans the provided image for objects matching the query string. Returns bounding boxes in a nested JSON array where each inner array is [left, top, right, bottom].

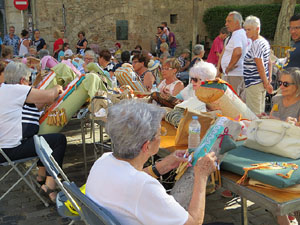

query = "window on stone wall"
[[116, 20, 128, 40], [170, 14, 177, 24]]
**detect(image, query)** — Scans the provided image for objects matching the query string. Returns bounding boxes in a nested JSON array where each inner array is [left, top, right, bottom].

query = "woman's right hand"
[[194, 152, 217, 179]]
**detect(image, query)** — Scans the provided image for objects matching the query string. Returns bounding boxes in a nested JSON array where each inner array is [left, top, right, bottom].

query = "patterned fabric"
[[3, 34, 20, 56], [243, 37, 270, 88], [244, 38, 270, 87], [22, 103, 41, 139], [165, 107, 185, 128], [114, 66, 147, 92]]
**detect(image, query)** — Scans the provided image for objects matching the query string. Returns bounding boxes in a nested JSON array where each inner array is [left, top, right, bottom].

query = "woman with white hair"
[[86, 99, 217, 225], [243, 15, 273, 114], [0, 62, 66, 203], [176, 61, 217, 101]]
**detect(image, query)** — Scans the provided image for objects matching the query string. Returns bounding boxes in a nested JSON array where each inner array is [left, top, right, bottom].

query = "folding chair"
[[0, 148, 49, 207], [63, 181, 121, 225], [33, 135, 83, 223]]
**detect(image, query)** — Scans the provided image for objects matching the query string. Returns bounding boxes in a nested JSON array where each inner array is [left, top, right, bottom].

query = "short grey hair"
[[228, 11, 243, 27], [281, 67, 300, 97], [189, 61, 217, 81], [106, 99, 165, 159], [193, 44, 204, 55], [244, 15, 261, 33], [4, 62, 31, 84], [85, 50, 96, 60], [39, 49, 49, 59]]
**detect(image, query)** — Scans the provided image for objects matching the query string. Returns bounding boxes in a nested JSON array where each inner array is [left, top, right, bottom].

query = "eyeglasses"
[[288, 26, 300, 31], [84, 57, 94, 61], [162, 67, 173, 71], [190, 77, 200, 82], [278, 81, 296, 87]]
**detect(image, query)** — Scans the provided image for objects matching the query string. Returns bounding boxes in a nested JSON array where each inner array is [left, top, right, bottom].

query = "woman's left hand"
[[162, 150, 189, 171]]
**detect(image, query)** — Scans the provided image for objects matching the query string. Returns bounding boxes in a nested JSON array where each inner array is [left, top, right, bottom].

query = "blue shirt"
[[3, 34, 20, 56], [285, 41, 300, 68], [243, 37, 270, 88]]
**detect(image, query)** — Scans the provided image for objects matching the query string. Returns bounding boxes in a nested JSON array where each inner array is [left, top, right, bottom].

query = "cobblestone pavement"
[[0, 119, 286, 225]]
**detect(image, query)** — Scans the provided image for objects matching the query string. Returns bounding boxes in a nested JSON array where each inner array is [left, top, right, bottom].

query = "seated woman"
[[0, 62, 66, 203], [86, 100, 217, 225], [158, 58, 184, 96], [268, 67, 300, 225], [132, 53, 156, 91], [176, 61, 217, 101], [270, 67, 300, 126]]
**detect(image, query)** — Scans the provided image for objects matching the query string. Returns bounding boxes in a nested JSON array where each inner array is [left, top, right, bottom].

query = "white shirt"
[[86, 153, 188, 225], [19, 38, 29, 56], [0, 84, 31, 148], [221, 29, 250, 76]]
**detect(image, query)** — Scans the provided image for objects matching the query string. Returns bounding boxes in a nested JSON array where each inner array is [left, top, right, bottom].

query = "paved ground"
[[0, 118, 286, 225]]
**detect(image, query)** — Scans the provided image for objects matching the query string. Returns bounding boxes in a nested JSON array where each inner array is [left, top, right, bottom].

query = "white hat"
[[64, 49, 73, 57], [148, 60, 160, 71]]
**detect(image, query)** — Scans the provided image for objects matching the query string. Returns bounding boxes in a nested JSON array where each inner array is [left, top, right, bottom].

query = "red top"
[[207, 36, 224, 66], [53, 38, 64, 52]]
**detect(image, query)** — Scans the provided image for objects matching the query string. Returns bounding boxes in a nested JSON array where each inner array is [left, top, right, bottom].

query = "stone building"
[[3, 0, 280, 56]]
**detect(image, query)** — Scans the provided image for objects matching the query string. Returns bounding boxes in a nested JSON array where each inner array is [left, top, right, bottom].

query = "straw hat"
[[148, 59, 160, 71]]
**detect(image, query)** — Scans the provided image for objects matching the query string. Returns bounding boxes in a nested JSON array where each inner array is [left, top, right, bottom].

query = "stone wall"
[[5, 0, 281, 56]]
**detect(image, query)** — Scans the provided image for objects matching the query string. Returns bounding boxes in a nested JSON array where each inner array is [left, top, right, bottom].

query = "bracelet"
[[152, 164, 161, 178]]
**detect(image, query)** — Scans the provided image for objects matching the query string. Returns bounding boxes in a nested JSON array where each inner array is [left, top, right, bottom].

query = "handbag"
[[244, 119, 300, 159]]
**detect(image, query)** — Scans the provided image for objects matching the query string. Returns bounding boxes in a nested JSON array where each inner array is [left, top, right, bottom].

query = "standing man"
[[207, 27, 229, 66], [3, 26, 20, 56], [285, 14, 300, 68], [168, 28, 177, 57], [219, 11, 250, 100]]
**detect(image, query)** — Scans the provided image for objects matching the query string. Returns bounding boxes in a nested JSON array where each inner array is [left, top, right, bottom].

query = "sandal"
[[40, 184, 59, 204], [36, 175, 46, 186]]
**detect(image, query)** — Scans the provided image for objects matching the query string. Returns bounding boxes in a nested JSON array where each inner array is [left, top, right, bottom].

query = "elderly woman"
[[78, 49, 96, 74], [243, 15, 273, 114], [86, 100, 217, 225], [76, 31, 88, 55], [132, 53, 156, 91], [270, 67, 300, 125], [267, 67, 300, 225], [158, 58, 184, 96], [176, 61, 217, 101], [0, 62, 66, 203], [190, 44, 205, 68]]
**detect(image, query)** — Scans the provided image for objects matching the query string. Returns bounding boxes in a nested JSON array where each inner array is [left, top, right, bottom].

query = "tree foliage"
[[203, 4, 300, 41]]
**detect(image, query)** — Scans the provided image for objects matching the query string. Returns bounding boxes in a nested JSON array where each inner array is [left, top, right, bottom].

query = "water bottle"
[[188, 116, 201, 151], [151, 84, 158, 93], [111, 76, 117, 90]]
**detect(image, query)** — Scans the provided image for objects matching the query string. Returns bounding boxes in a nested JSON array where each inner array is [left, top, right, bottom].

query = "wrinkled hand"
[[162, 86, 171, 95], [163, 150, 189, 171], [264, 83, 273, 94], [286, 117, 298, 125], [55, 85, 63, 95], [257, 112, 269, 119], [194, 152, 217, 178]]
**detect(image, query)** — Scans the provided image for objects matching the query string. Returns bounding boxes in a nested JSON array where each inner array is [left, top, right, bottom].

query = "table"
[[222, 171, 300, 225]]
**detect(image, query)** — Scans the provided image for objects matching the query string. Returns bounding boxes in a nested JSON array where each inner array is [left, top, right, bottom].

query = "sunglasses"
[[190, 77, 200, 82], [278, 81, 295, 87]]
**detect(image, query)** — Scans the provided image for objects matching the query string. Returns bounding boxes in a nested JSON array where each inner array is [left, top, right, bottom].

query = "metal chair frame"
[[0, 148, 49, 207]]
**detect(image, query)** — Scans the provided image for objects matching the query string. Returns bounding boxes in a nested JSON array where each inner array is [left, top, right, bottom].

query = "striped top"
[[22, 103, 42, 139], [114, 66, 147, 92], [243, 37, 270, 88]]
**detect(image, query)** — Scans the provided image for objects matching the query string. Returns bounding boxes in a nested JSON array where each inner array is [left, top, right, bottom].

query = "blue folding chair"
[[63, 181, 121, 225], [33, 135, 83, 223], [0, 147, 49, 207]]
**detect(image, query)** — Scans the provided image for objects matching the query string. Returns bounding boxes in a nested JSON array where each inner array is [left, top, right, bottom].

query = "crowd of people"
[[0, 11, 300, 225]]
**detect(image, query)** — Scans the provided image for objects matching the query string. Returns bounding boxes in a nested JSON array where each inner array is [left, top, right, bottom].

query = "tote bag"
[[244, 119, 300, 159]]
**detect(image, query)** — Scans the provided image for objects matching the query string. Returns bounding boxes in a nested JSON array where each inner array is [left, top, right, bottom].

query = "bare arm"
[[143, 72, 155, 91], [25, 85, 62, 105], [254, 58, 273, 94], [225, 47, 242, 74], [184, 152, 217, 225], [172, 82, 184, 96], [217, 47, 225, 77]]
